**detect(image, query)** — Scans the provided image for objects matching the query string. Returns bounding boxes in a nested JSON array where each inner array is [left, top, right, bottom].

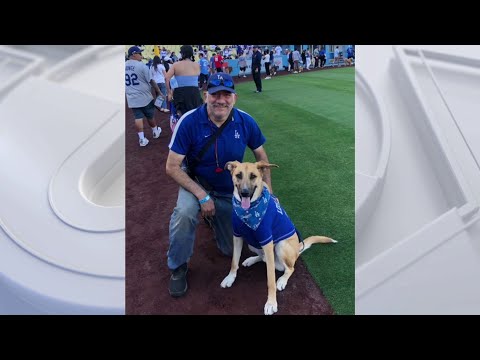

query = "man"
[[345, 46, 355, 66], [213, 52, 224, 73], [251, 45, 262, 93], [209, 53, 217, 75], [270, 47, 278, 75], [222, 58, 230, 74], [165, 72, 272, 297], [275, 45, 282, 57], [161, 47, 167, 59], [125, 46, 162, 147], [197, 52, 210, 90], [313, 46, 320, 68], [292, 47, 301, 73], [319, 47, 326, 68], [237, 52, 247, 78]]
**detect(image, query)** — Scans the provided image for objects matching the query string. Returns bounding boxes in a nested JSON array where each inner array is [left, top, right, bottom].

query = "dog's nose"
[[240, 189, 250, 198]]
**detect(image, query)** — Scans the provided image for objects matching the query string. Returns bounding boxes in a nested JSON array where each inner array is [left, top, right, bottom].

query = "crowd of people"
[[125, 44, 355, 148], [129, 45, 354, 75]]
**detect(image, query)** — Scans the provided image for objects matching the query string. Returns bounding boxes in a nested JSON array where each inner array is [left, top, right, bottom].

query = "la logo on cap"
[[217, 75, 223, 80]]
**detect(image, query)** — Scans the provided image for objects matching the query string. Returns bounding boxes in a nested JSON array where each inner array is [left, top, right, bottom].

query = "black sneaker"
[[169, 263, 188, 297]]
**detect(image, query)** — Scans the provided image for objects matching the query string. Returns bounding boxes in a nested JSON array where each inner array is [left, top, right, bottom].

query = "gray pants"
[[167, 186, 233, 270]]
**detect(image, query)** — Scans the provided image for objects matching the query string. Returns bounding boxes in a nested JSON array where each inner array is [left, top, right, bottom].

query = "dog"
[[270, 64, 278, 76], [220, 161, 336, 315]]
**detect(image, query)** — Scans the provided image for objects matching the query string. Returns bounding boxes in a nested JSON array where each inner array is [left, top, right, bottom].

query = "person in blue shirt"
[[345, 46, 355, 66], [165, 45, 203, 118], [346, 46, 354, 60], [319, 47, 326, 68], [197, 52, 210, 90], [165, 72, 272, 297]]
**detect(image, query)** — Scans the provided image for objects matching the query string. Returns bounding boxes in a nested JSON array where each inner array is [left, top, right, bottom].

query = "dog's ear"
[[256, 161, 279, 172], [225, 161, 240, 173]]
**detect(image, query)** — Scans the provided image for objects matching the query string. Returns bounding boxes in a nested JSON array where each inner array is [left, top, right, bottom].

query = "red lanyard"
[[214, 138, 223, 173]]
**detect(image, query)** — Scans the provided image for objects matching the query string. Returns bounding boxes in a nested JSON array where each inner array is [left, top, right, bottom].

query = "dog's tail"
[[299, 236, 337, 254]]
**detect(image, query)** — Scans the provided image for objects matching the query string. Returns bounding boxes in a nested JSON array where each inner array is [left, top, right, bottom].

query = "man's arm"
[[150, 79, 161, 98], [161, 69, 168, 97], [252, 145, 272, 193], [144, 63, 160, 97], [165, 65, 175, 101], [166, 150, 215, 217]]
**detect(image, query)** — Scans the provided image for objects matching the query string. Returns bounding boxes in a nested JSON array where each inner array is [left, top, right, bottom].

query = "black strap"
[[188, 109, 234, 173]]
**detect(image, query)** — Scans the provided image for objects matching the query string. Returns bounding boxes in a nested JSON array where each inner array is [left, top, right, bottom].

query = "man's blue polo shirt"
[[232, 194, 296, 249], [168, 104, 266, 194]]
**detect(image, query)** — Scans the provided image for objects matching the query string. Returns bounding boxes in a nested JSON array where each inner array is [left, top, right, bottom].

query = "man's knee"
[[170, 201, 199, 228], [173, 203, 197, 219]]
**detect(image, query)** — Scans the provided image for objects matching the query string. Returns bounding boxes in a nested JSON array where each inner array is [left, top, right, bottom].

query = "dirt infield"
[[125, 68, 342, 315]]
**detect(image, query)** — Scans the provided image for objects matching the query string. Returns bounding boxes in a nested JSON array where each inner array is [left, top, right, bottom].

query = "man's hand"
[[200, 197, 215, 218]]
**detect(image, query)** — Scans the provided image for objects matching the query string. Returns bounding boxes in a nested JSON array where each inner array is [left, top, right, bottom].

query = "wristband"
[[199, 195, 211, 204]]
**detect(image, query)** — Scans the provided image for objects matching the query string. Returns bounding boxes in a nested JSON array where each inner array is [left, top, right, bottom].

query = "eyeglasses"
[[208, 78, 234, 88]]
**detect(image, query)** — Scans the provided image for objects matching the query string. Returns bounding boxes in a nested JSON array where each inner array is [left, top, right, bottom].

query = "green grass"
[[236, 68, 354, 314]]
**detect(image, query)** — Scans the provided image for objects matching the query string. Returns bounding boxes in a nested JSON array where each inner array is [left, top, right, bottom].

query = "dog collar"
[[233, 186, 270, 230]]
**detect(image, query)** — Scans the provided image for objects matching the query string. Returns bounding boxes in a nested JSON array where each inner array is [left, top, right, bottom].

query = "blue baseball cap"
[[207, 73, 236, 94], [128, 46, 143, 57]]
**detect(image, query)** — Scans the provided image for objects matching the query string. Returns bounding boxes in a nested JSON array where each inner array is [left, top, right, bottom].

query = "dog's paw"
[[276, 277, 288, 291], [242, 256, 260, 267], [264, 301, 278, 315], [220, 273, 236, 288]]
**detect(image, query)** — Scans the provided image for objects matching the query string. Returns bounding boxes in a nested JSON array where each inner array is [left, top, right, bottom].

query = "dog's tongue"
[[241, 197, 251, 210]]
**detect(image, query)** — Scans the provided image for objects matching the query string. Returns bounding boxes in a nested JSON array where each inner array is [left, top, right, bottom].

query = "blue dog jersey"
[[232, 192, 296, 249]]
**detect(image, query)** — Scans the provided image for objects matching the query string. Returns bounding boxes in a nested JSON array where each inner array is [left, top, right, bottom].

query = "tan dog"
[[220, 161, 336, 315]]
